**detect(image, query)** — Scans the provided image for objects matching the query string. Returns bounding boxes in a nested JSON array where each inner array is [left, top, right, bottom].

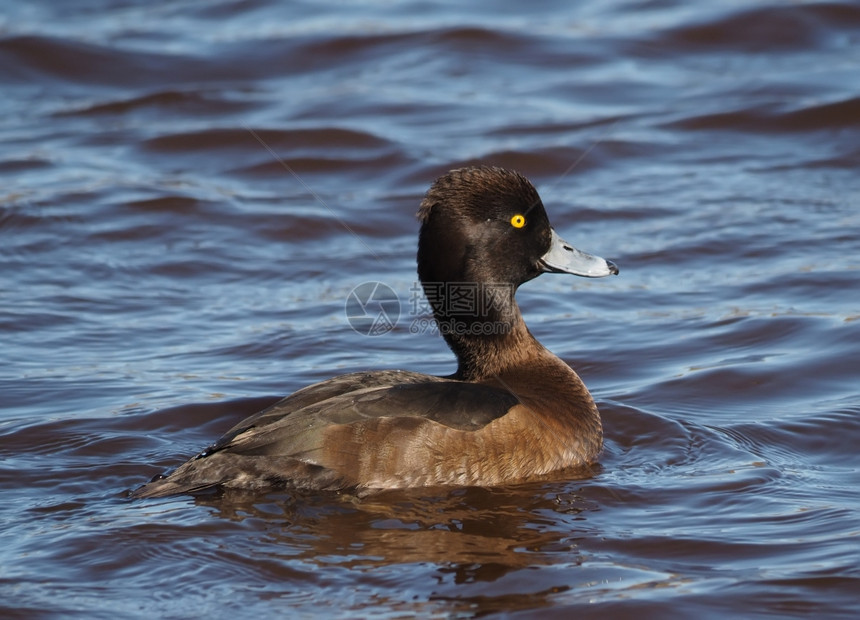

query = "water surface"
[[1, 1, 858, 617]]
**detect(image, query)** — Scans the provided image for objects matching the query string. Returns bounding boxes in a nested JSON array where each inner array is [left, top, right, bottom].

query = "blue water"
[[1, 1, 858, 617]]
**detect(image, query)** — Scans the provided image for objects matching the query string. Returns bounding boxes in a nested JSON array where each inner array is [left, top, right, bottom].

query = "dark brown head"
[[418, 167, 555, 288], [416, 167, 617, 376]]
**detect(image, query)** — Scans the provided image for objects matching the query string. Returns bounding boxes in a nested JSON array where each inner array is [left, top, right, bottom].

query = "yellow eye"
[[510, 214, 526, 228]]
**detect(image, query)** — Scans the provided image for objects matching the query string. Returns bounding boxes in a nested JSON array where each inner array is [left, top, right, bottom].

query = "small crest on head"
[[417, 167, 542, 224]]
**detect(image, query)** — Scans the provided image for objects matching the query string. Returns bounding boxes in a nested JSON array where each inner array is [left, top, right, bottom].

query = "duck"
[[131, 166, 618, 498]]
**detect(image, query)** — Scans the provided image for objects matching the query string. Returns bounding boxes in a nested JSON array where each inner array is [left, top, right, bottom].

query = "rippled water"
[[2, 1, 858, 617]]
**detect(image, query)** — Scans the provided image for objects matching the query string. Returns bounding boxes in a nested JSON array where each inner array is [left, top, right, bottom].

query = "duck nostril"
[[563, 245, 573, 252]]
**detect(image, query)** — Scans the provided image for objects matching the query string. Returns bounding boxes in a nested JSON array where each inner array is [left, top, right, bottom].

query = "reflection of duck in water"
[[133, 167, 618, 498]]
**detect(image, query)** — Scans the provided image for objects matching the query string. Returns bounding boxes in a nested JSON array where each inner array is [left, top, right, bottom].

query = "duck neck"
[[425, 283, 543, 381]]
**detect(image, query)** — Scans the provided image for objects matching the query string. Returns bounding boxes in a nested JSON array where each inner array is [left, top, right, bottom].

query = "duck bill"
[[539, 229, 619, 278]]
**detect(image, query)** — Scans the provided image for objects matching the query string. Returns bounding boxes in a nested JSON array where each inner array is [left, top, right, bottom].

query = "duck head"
[[416, 166, 617, 377]]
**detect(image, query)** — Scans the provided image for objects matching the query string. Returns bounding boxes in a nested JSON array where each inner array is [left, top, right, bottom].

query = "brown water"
[[1, 1, 859, 617]]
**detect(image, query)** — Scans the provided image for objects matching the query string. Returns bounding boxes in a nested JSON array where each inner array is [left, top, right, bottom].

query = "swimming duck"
[[132, 166, 618, 498]]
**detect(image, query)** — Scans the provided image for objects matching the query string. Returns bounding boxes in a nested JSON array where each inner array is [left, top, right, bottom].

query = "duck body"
[[132, 167, 617, 499]]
